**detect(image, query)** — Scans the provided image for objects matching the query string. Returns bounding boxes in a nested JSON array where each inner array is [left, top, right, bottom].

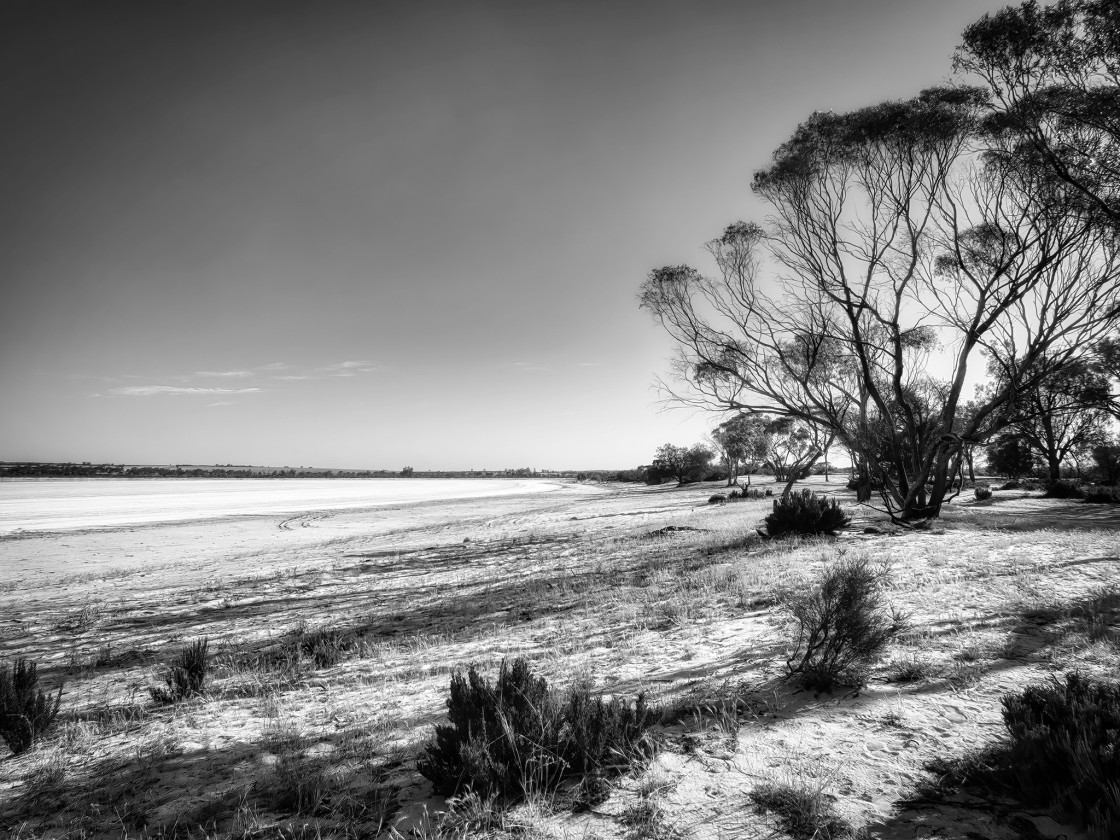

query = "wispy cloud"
[[105, 386, 262, 397], [320, 360, 380, 376], [94, 359, 380, 395], [194, 369, 254, 378]]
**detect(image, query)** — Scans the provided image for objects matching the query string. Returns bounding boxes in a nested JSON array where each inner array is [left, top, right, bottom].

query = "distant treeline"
[[0, 462, 643, 480]]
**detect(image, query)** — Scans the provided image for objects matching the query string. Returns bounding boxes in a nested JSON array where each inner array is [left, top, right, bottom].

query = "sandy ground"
[[1, 478, 1118, 840]]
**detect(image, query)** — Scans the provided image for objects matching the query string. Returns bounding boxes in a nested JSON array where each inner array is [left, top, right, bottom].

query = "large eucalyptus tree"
[[642, 87, 1120, 522]]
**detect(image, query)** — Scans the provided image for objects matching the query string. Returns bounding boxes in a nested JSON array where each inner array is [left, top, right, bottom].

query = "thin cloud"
[[320, 360, 380, 376], [105, 386, 263, 397], [194, 369, 254, 378]]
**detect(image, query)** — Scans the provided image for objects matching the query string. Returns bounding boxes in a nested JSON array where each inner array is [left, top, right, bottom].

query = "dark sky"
[[0, 0, 1009, 469]]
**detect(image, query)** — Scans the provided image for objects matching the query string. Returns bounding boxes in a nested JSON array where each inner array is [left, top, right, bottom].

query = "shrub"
[[1045, 480, 1086, 499], [997, 480, 1021, 491], [764, 490, 851, 538], [783, 558, 906, 691], [0, 659, 63, 755], [728, 489, 741, 499], [150, 638, 209, 703], [974, 484, 992, 501], [1001, 673, 1120, 838], [418, 658, 659, 800], [1083, 485, 1120, 504], [708, 494, 727, 505]]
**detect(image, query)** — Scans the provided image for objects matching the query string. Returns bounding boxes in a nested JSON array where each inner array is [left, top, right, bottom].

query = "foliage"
[[1001, 673, 1120, 838], [711, 413, 772, 485], [749, 783, 865, 840], [708, 494, 727, 505], [996, 360, 1113, 481], [0, 659, 62, 755], [1083, 485, 1120, 504], [1091, 442, 1120, 484], [985, 434, 1037, 479], [418, 658, 659, 800], [957, 0, 1120, 227], [783, 557, 906, 691], [1044, 479, 1086, 499], [763, 417, 831, 487], [150, 638, 210, 703], [652, 443, 714, 485], [974, 484, 993, 500], [764, 490, 851, 538]]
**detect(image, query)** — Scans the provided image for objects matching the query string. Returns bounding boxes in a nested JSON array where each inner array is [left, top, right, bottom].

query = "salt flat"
[[0, 477, 563, 534]]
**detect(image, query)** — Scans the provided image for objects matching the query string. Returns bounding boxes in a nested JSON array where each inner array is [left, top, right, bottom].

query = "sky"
[[0, 0, 1012, 471]]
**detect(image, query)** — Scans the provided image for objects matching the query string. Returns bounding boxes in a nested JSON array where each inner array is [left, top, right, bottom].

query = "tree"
[[1091, 439, 1120, 483], [764, 417, 834, 497], [641, 87, 1120, 522], [956, 0, 1120, 228], [400, 466, 415, 477], [1096, 333, 1120, 418], [652, 443, 713, 486], [1001, 359, 1113, 480], [710, 413, 772, 487], [986, 433, 1038, 478]]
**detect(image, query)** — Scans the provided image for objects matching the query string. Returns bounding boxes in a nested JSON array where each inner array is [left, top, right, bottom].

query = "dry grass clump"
[[0, 658, 63, 755], [149, 637, 210, 703], [782, 556, 906, 691], [749, 782, 866, 840]]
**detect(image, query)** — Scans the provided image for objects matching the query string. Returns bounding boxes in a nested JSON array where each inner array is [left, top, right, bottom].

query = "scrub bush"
[[1045, 480, 1086, 499], [418, 658, 659, 800], [0, 659, 62, 755], [784, 558, 906, 691], [764, 490, 851, 538]]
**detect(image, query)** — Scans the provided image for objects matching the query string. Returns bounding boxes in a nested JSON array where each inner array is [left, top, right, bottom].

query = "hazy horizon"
[[1, 0, 1011, 470]]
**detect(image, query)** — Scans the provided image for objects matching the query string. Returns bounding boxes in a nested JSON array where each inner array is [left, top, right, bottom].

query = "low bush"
[[1045, 480, 1086, 499], [783, 557, 906, 691], [1083, 485, 1120, 504], [728, 489, 741, 499], [708, 494, 727, 505], [764, 490, 851, 538], [974, 484, 992, 501], [1001, 673, 1120, 837], [997, 480, 1021, 491], [0, 659, 63, 755], [150, 638, 209, 703], [920, 673, 1120, 839], [418, 658, 659, 800]]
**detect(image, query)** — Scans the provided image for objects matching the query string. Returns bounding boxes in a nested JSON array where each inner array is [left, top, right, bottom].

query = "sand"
[[1, 478, 1118, 839]]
